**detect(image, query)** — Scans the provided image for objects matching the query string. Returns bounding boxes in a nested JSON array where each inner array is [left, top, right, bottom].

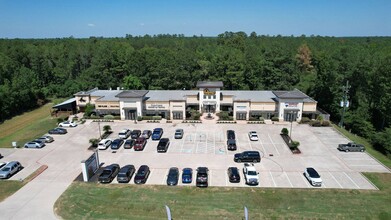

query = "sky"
[[0, 0, 390, 38]]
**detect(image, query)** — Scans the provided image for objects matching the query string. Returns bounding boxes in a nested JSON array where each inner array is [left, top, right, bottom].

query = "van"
[[234, 151, 261, 163]]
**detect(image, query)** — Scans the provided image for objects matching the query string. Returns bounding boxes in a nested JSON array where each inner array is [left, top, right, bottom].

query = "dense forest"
[[0, 32, 390, 157]]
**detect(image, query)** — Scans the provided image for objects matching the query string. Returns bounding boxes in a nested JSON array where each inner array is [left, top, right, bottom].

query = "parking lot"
[[90, 121, 389, 190]]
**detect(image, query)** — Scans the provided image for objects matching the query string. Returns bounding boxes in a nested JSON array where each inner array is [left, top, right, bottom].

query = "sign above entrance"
[[284, 102, 298, 108], [203, 88, 216, 96], [147, 104, 167, 109]]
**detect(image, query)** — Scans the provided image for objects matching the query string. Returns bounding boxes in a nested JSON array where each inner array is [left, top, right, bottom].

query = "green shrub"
[[137, 116, 143, 121], [291, 141, 300, 148], [259, 117, 265, 122], [310, 120, 322, 127], [142, 116, 153, 120], [152, 116, 162, 120], [194, 114, 200, 120], [104, 115, 115, 119], [89, 138, 99, 147], [271, 117, 279, 121], [57, 117, 65, 123], [321, 120, 331, 126], [103, 125, 112, 134], [281, 128, 289, 135], [300, 117, 311, 124]]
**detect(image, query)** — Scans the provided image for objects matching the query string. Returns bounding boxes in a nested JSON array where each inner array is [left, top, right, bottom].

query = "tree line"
[[0, 32, 390, 157]]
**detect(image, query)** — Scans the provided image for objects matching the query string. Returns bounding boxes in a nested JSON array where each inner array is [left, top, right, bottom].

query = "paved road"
[[0, 123, 96, 220]]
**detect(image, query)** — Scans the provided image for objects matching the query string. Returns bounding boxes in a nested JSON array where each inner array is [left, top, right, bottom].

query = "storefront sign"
[[284, 102, 298, 108], [203, 88, 216, 95], [237, 106, 247, 110], [148, 104, 166, 109]]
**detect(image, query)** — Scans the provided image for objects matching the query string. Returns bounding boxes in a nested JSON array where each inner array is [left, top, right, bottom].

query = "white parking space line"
[[209, 170, 212, 186], [301, 173, 311, 187], [343, 172, 360, 189], [284, 172, 293, 187], [268, 133, 280, 155], [328, 172, 343, 188], [269, 171, 276, 187], [258, 137, 267, 156], [247, 137, 253, 151]]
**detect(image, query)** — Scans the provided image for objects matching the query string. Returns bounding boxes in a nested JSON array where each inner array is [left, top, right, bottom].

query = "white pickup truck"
[[243, 163, 259, 185]]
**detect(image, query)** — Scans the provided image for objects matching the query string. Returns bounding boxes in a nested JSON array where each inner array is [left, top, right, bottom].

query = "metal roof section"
[[115, 90, 149, 98], [53, 98, 76, 108], [74, 87, 98, 96], [146, 90, 197, 101], [93, 90, 122, 101], [196, 81, 224, 88], [221, 90, 276, 102], [273, 89, 310, 99]]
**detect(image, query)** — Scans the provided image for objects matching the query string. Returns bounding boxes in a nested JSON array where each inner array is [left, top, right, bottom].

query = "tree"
[[123, 75, 143, 89], [296, 44, 314, 72], [103, 125, 112, 134]]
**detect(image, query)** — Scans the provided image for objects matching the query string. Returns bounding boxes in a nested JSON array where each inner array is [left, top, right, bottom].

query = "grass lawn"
[[332, 124, 391, 169], [0, 181, 25, 202], [0, 102, 59, 148], [54, 173, 391, 220]]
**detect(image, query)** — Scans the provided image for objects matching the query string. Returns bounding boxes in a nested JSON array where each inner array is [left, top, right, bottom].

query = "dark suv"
[[234, 151, 261, 163], [117, 165, 135, 183], [134, 165, 150, 184], [98, 164, 120, 184], [157, 138, 170, 153], [196, 167, 209, 187], [227, 130, 235, 139], [131, 130, 141, 139], [227, 139, 237, 151]]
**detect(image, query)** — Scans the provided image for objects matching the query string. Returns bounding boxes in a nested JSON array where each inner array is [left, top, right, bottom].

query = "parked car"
[[111, 139, 124, 150], [304, 167, 322, 187], [248, 131, 259, 141], [130, 130, 141, 139], [338, 142, 365, 152], [174, 129, 184, 139], [24, 141, 45, 148], [243, 163, 259, 185], [166, 167, 179, 186], [234, 151, 261, 163], [134, 165, 150, 184], [37, 135, 54, 143], [98, 139, 112, 150], [182, 168, 193, 184], [152, 128, 163, 140], [48, 127, 67, 135], [58, 121, 77, 127], [227, 139, 237, 151], [141, 130, 152, 139], [157, 138, 170, 153], [118, 129, 131, 139], [227, 167, 241, 183], [0, 161, 22, 179], [117, 165, 136, 183], [98, 164, 120, 184], [134, 137, 147, 151], [124, 139, 135, 149], [227, 130, 235, 139], [196, 167, 209, 187]]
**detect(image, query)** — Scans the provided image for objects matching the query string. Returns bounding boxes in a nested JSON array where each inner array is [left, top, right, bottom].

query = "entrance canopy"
[[53, 98, 76, 113]]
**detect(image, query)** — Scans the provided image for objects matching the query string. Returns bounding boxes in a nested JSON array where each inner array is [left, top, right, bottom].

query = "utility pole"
[[339, 80, 351, 128]]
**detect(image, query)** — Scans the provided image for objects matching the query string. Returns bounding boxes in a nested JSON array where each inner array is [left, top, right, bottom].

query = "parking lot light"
[[98, 120, 102, 140]]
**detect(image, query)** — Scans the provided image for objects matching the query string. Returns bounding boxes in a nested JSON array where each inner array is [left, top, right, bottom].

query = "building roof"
[[93, 90, 122, 101], [221, 91, 276, 102], [273, 89, 310, 99], [115, 90, 149, 98], [74, 88, 98, 96], [146, 90, 197, 101], [53, 98, 76, 109], [196, 81, 224, 88]]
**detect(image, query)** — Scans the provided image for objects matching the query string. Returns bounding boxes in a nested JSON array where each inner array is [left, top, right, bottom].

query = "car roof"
[[175, 129, 183, 132], [197, 167, 208, 172], [183, 168, 192, 172], [119, 165, 134, 171], [307, 167, 320, 176]]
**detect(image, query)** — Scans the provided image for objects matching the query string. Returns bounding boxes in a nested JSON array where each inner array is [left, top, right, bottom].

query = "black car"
[[124, 139, 135, 149], [134, 165, 150, 184], [227, 139, 237, 151], [166, 167, 179, 186], [157, 138, 170, 153], [98, 164, 120, 184], [196, 167, 209, 187], [117, 165, 136, 183], [234, 151, 261, 163], [111, 139, 124, 150], [227, 167, 240, 183], [131, 130, 141, 139], [227, 130, 235, 139], [48, 127, 67, 135]]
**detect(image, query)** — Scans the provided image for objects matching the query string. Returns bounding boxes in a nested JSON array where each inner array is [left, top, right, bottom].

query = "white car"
[[24, 141, 45, 148], [118, 129, 131, 139], [98, 139, 112, 150], [58, 121, 77, 127], [304, 167, 322, 187], [0, 162, 6, 169], [248, 131, 259, 141], [243, 163, 259, 185]]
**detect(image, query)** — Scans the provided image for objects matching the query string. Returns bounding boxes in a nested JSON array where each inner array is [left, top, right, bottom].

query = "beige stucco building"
[[74, 81, 318, 121]]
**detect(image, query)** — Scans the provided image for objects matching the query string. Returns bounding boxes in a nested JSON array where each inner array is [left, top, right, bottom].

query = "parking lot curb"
[[359, 172, 379, 190]]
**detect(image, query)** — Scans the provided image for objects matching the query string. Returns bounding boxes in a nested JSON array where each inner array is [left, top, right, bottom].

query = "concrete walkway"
[[0, 123, 96, 220]]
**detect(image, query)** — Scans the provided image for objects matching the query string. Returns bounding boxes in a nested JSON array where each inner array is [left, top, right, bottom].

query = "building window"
[[203, 95, 206, 99], [173, 112, 183, 120], [213, 95, 216, 99]]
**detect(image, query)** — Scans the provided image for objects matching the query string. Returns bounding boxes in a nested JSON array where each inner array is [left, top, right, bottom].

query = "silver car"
[[37, 135, 54, 143], [174, 129, 184, 139], [24, 141, 45, 148], [0, 161, 22, 179]]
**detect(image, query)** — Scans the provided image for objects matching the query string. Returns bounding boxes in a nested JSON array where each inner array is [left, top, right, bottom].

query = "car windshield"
[[247, 171, 257, 175], [1, 167, 11, 171], [309, 169, 320, 178], [136, 171, 145, 176], [117, 173, 127, 177], [102, 170, 111, 175], [231, 169, 238, 175]]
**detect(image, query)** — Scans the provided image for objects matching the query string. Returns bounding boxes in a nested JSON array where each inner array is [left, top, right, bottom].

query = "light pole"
[[98, 120, 102, 140], [339, 81, 350, 128], [290, 111, 294, 139]]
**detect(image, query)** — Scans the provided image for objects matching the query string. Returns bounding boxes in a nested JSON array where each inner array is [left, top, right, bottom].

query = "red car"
[[134, 137, 147, 151]]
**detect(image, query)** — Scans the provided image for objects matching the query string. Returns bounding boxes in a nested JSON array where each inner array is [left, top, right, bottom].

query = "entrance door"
[[204, 104, 216, 113], [236, 112, 247, 120], [126, 110, 136, 120], [284, 111, 298, 122]]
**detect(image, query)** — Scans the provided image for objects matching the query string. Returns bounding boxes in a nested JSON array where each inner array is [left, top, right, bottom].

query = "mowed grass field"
[[54, 173, 391, 220], [0, 181, 25, 202], [0, 102, 58, 148]]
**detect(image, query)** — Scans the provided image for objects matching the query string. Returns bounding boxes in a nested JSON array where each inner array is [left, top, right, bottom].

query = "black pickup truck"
[[196, 167, 209, 187], [337, 142, 365, 152]]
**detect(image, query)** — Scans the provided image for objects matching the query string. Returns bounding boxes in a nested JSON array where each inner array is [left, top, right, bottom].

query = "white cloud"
[[87, 23, 95, 27]]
